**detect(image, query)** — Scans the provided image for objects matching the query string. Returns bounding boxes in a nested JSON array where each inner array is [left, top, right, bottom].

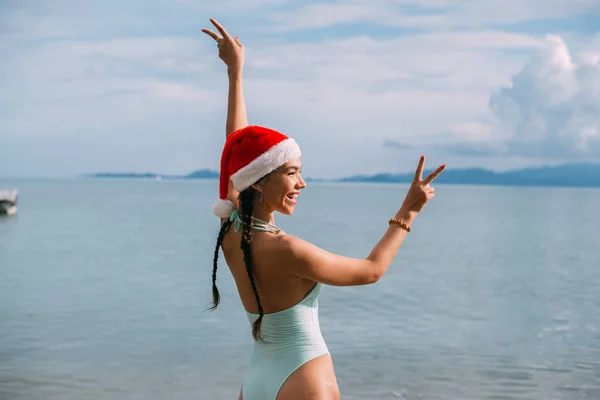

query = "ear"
[[251, 183, 263, 193]]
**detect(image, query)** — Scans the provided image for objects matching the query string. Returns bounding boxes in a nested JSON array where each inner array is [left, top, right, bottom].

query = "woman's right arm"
[[278, 210, 414, 286], [278, 156, 446, 286]]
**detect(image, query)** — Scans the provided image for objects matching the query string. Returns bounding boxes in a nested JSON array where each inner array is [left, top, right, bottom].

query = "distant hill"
[[87, 172, 164, 178], [183, 169, 219, 179], [86, 163, 600, 188], [86, 169, 219, 180], [339, 163, 600, 188]]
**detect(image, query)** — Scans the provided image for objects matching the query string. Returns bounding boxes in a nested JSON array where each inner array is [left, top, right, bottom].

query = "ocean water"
[[1, 177, 599, 400]]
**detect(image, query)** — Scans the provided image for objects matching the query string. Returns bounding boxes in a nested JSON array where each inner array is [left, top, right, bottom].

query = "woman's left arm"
[[202, 19, 248, 138], [225, 67, 247, 138]]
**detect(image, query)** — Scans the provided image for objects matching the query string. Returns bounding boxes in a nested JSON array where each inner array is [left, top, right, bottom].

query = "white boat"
[[0, 190, 18, 216]]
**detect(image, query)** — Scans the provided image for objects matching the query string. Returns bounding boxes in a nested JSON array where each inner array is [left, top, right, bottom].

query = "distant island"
[[87, 169, 219, 180], [86, 163, 600, 188], [339, 163, 600, 188]]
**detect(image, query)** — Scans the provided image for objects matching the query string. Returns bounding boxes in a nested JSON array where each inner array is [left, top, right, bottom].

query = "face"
[[255, 158, 306, 215]]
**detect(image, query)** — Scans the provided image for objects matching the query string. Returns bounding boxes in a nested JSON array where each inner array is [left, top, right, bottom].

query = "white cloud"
[[267, 2, 381, 32], [266, 0, 600, 32], [1, 0, 599, 178], [247, 31, 543, 93], [489, 34, 600, 157], [239, 30, 543, 154]]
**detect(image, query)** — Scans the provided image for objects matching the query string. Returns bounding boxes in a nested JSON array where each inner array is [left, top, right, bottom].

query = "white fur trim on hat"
[[230, 138, 301, 192], [212, 198, 236, 218]]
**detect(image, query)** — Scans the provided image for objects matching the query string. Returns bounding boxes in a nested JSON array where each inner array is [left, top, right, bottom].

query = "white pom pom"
[[212, 199, 236, 218]]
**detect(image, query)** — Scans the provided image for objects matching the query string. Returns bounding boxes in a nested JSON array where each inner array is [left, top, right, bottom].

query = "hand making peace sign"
[[202, 19, 245, 74], [399, 156, 446, 218]]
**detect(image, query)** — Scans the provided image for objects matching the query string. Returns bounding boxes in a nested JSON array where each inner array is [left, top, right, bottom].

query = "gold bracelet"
[[388, 217, 411, 232]]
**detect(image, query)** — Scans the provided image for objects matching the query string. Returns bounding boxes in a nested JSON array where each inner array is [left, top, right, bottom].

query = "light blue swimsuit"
[[229, 211, 330, 400], [243, 283, 329, 399]]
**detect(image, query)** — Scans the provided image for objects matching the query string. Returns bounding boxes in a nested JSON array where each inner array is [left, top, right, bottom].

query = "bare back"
[[220, 221, 316, 315], [220, 220, 340, 400]]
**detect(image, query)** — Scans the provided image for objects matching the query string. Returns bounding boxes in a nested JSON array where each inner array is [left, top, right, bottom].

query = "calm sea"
[[1, 178, 599, 400]]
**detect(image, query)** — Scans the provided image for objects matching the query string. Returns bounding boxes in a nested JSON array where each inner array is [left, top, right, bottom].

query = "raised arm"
[[225, 63, 247, 137], [202, 19, 248, 138], [274, 156, 446, 286]]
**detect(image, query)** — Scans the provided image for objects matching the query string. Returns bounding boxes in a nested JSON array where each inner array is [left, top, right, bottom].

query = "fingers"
[[202, 28, 221, 42], [234, 36, 243, 48], [414, 155, 425, 182], [423, 164, 446, 185], [210, 18, 233, 41]]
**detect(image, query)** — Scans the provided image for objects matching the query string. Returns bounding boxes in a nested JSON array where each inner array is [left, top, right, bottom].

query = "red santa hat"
[[212, 125, 302, 218]]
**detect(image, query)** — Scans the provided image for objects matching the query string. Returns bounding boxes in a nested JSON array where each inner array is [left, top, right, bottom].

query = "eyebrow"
[[285, 166, 302, 171]]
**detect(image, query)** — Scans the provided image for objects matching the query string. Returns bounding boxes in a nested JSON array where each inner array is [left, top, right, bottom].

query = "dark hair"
[[208, 186, 266, 343], [206, 217, 232, 312]]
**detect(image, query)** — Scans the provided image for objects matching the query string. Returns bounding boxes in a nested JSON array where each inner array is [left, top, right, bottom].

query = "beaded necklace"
[[229, 209, 281, 234]]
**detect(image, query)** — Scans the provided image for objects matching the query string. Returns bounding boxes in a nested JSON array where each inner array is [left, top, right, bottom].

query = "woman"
[[202, 19, 446, 400]]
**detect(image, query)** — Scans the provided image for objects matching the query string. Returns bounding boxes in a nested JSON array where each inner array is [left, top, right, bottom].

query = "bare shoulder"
[[259, 233, 329, 263], [262, 233, 314, 255], [260, 233, 379, 287]]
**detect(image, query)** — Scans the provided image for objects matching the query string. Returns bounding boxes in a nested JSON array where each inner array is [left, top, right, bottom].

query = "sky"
[[1, 0, 600, 179]]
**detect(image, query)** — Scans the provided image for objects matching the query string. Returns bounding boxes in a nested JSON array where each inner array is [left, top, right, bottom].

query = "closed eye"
[[285, 165, 302, 176]]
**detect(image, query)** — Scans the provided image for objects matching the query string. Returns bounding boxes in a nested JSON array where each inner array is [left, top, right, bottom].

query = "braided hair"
[[208, 185, 266, 343], [207, 217, 232, 312], [239, 187, 265, 343]]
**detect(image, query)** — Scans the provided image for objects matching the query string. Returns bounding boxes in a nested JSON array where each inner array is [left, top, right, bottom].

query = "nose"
[[298, 174, 307, 189]]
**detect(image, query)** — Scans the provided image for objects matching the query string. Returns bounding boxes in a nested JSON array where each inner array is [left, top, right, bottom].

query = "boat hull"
[[0, 205, 17, 216]]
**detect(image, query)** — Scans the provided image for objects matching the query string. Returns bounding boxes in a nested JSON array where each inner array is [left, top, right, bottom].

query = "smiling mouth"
[[285, 193, 298, 205]]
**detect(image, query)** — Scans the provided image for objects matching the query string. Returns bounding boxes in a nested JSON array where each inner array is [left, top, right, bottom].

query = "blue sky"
[[1, 0, 599, 178]]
